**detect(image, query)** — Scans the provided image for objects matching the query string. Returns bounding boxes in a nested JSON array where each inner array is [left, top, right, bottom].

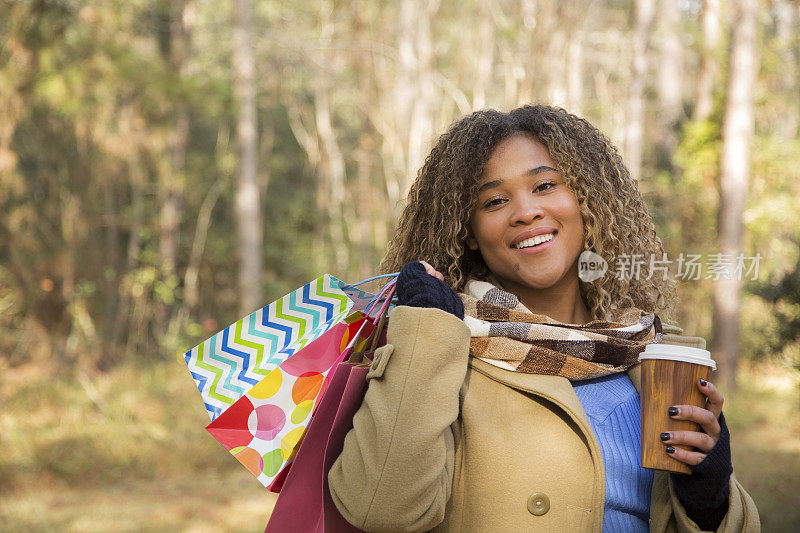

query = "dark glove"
[[396, 261, 464, 320], [671, 413, 733, 531]]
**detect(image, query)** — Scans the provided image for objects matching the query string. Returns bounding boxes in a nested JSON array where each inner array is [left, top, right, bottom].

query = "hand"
[[418, 260, 444, 281], [396, 261, 464, 319], [660, 379, 724, 465]]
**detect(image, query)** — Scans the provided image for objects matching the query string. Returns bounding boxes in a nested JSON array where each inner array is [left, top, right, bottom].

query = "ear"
[[467, 236, 478, 251]]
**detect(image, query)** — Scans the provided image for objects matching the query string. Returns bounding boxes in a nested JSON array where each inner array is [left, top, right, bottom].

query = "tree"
[[233, 0, 263, 316], [625, 0, 656, 180], [157, 0, 194, 333], [656, 0, 684, 165], [694, 0, 722, 121], [713, 0, 759, 390]]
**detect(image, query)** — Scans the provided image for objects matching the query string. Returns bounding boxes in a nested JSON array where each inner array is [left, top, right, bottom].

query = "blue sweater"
[[572, 373, 654, 532]]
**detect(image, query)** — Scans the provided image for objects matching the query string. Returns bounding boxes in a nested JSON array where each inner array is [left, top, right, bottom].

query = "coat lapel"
[[627, 363, 642, 394], [468, 357, 591, 424], [470, 356, 646, 416]]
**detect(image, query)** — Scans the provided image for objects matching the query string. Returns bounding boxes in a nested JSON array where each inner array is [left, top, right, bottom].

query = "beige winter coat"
[[328, 306, 760, 532]]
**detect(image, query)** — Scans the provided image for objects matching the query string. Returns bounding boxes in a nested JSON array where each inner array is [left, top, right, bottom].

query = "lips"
[[510, 228, 559, 249]]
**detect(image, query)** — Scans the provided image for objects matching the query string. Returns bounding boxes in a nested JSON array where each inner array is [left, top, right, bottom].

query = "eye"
[[483, 197, 507, 209], [535, 181, 557, 192]]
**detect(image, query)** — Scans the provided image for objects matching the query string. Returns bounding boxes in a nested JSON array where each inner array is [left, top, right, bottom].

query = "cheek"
[[469, 213, 497, 248], [556, 195, 584, 228]]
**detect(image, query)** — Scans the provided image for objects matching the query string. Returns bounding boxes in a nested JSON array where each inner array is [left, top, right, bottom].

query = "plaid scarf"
[[459, 280, 662, 380]]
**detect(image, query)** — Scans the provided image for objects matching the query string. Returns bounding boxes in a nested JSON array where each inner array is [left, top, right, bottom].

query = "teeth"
[[515, 233, 554, 249]]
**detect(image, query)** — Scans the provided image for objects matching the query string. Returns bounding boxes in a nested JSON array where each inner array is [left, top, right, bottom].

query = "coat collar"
[[468, 357, 644, 424]]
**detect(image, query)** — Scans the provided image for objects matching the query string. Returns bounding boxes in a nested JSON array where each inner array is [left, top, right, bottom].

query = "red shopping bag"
[[264, 283, 395, 532]]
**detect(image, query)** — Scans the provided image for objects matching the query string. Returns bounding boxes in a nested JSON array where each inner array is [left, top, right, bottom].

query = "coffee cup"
[[638, 343, 716, 474]]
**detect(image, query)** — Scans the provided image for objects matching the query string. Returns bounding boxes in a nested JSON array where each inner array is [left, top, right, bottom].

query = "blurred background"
[[1, 0, 799, 531]]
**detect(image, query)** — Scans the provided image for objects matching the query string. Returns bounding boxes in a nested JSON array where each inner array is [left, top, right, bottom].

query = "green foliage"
[[673, 118, 723, 246]]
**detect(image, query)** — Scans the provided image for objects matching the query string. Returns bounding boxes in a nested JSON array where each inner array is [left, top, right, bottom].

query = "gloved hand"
[[670, 413, 733, 531], [396, 261, 464, 320]]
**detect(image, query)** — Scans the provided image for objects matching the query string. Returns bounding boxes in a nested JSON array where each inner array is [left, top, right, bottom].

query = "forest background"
[[2, 0, 799, 531]]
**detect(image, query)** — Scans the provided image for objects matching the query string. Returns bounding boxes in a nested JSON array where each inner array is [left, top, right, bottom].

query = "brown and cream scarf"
[[459, 280, 662, 380]]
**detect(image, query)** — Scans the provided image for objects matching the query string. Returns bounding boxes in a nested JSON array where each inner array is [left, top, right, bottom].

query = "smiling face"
[[467, 133, 586, 298]]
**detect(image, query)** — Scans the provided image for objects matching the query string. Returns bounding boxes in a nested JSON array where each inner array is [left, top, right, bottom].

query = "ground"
[[1, 358, 797, 532]]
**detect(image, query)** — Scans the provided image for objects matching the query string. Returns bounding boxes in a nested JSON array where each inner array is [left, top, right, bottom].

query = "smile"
[[513, 232, 556, 250]]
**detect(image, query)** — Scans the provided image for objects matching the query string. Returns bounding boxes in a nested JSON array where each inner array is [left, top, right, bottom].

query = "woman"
[[328, 106, 759, 532]]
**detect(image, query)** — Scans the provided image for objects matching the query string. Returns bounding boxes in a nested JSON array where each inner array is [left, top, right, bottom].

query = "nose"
[[509, 195, 544, 226]]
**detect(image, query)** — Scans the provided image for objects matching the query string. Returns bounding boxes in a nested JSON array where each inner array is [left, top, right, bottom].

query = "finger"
[[665, 445, 706, 466], [418, 261, 444, 281], [659, 430, 716, 453], [669, 405, 720, 439], [698, 379, 724, 420]]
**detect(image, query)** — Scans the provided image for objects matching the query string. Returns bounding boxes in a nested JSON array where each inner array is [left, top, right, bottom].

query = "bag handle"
[[343, 273, 399, 318], [363, 278, 396, 318], [342, 272, 399, 289], [348, 282, 395, 364], [367, 283, 395, 353]]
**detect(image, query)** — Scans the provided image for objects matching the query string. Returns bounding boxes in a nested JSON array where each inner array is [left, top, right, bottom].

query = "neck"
[[521, 292, 592, 324], [500, 274, 592, 325]]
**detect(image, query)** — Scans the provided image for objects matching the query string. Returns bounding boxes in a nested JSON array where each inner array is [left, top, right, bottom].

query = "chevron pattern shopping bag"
[[183, 274, 355, 421], [205, 312, 372, 490]]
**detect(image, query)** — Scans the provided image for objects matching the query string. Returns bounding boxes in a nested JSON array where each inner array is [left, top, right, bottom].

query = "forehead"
[[480, 133, 557, 183], [478, 133, 557, 185]]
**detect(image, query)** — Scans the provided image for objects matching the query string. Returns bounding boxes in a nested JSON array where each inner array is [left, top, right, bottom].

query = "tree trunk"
[[694, 0, 721, 121], [774, 0, 798, 138], [515, 0, 537, 105], [404, 0, 438, 198], [625, 0, 655, 180], [566, 36, 583, 115], [656, 0, 683, 166], [158, 0, 193, 330], [349, 1, 380, 278], [315, 84, 349, 274], [473, 0, 495, 110], [233, 0, 262, 316], [114, 144, 145, 350], [101, 161, 120, 366], [546, 29, 568, 108], [376, 0, 439, 214], [713, 0, 758, 391]]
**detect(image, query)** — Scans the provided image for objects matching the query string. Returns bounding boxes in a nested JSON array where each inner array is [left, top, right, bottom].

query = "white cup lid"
[[638, 343, 717, 370]]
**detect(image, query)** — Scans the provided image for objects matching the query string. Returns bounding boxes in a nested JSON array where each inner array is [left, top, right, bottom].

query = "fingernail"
[[660, 432, 670, 441], [699, 378, 707, 386], [665, 446, 675, 454], [668, 406, 679, 416]]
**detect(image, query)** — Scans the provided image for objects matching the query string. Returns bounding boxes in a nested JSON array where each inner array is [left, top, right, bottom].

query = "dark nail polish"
[[668, 406, 679, 416], [699, 378, 707, 386], [665, 446, 675, 454], [660, 432, 670, 441]]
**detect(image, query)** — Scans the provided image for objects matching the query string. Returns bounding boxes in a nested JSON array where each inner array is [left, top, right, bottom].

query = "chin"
[[504, 276, 559, 291]]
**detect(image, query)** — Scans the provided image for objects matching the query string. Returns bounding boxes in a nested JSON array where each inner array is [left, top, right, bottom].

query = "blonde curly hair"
[[381, 105, 676, 322]]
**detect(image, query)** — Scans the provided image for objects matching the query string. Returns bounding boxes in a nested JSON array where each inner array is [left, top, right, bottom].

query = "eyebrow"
[[477, 166, 559, 194]]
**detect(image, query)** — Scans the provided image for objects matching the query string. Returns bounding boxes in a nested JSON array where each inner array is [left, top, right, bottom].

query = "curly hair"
[[381, 105, 677, 322]]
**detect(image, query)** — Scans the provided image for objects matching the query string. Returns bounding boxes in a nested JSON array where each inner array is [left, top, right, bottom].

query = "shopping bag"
[[181, 273, 396, 491], [264, 282, 395, 532], [206, 312, 371, 490], [182, 274, 357, 421]]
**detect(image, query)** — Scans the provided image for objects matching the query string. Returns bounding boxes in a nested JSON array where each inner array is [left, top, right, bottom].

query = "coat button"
[[527, 492, 550, 516]]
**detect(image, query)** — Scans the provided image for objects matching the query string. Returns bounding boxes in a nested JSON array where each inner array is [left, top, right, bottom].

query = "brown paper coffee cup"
[[639, 343, 716, 474]]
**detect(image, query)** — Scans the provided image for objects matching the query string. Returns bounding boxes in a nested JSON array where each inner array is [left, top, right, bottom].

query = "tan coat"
[[328, 307, 760, 532]]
